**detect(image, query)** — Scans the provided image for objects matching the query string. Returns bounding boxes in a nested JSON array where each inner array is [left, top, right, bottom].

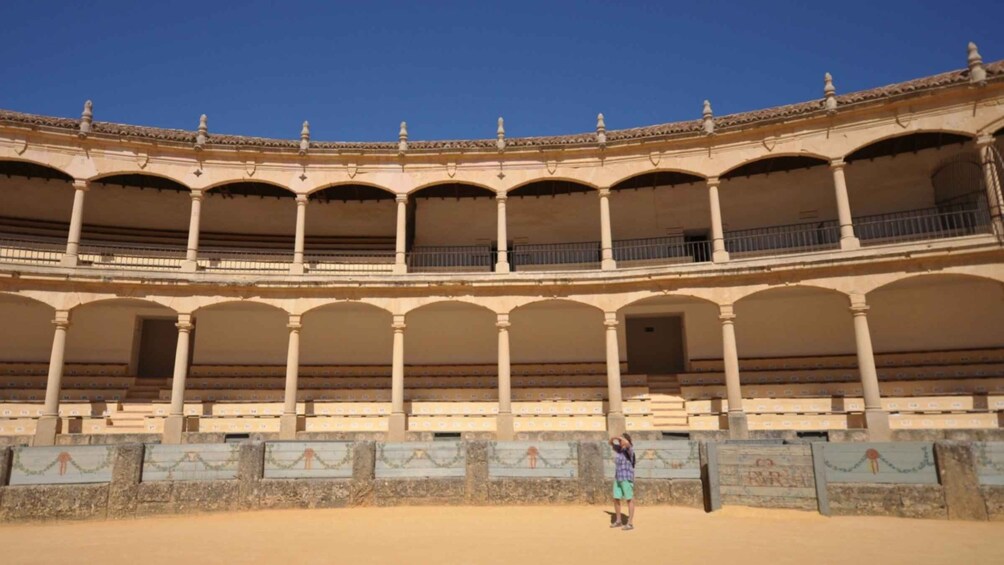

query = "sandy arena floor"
[[1, 506, 1002, 565]]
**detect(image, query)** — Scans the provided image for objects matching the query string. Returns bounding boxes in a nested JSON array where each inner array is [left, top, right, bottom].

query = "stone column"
[[393, 194, 408, 274], [163, 313, 194, 444], [707, 177, 730, 263], [849, 294, 890, 440], [719, 304, 748, 439], [495, 194, 510, 274], [61, 179, 89, 267], [280, 314, 303, 440], [977, 135, 1003, 238], [290, 195, 308, 275], [496, 313, 514, 440], [604, 312, 625, 435], [181, 189, 204, 272], [34, 310, 71, 446], [830, 159, 861, 250], [598, 188, 617, 270], [388, 315, 407, 441]]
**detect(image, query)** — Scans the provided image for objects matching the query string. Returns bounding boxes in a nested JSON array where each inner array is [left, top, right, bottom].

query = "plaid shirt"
[[614, 447, 635, 481]]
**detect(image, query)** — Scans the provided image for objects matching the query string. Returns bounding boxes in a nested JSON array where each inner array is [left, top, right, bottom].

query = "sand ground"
[[1, 506, 1002, 565]]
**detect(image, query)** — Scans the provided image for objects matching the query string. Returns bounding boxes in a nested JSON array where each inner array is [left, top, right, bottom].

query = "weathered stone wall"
[[826, 484, 947, 519]]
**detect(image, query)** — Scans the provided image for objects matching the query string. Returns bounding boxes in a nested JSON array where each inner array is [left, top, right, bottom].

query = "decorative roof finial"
[[968, 41, 986, 85], [702, 100, 715, 135], [299, 121, 310, 155], [398, 121, 408, 154], [596, 113, 607, 147], [195, 114, 208, 150], [78, 100, 93, 138], [824, 72, 838, 114], [496, 117, 506, 152]]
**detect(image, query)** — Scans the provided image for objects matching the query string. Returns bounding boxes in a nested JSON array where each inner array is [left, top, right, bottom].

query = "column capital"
[[829, 158, 846, 170], [706, 176, 720, 188], [295, 194, 308, 205], [603, 312, 619, 328], [849, 293, 870, 315], [190, 189, 205, 202], [71, 179, 90, 192], [718, 303, 736, 321], [176, 313, 194, 331], [496, 193, 508, 204], [287, 314, 302, 330], [392, 314, 406, 331], [496, 312, 510, 329], [598, 187, 612, 198], [52, 310, 71, 329], [976, 134, 995, 148], [395, 194, 408, 204]]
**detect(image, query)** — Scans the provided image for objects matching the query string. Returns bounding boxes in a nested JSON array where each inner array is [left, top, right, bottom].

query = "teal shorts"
[[613, 480, 634, 500]]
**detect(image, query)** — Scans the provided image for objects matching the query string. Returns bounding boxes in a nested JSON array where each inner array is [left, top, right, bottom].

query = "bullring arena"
[[1, 42, 1004, 563]]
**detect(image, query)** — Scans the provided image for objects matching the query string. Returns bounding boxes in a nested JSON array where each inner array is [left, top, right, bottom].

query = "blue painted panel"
[[375, 441, 465, 478], [10, 446, 115, 485], [820, 442, 937, 484], [264, 442, 354, 479], [143, 444, 241, 482], [973, 442, 1004, 486], [488, 441, 578, 478], [602, 441, 700, 480]]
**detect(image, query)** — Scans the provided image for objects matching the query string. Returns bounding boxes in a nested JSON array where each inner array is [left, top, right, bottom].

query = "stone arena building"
[[1, 43, 1003, 449]]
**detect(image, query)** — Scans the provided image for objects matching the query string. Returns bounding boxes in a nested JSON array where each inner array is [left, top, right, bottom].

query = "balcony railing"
[[408, 245, 494, 273], [725, 221, 841, 258], [79, 242, 185, 270], [613, 236, 710, 265], [198, 248, 292, 273], [0, 237, 64, 265], [854, 204, 991, 245], [510, 241, 601, 271], [305, 250, 397, 274]]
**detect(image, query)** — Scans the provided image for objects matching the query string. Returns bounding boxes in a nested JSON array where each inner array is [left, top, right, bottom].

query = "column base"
[[864, 409, 892, 441], [495, 262, 510, 274], [496, 412, 514, 440], [279, 414, 300, 440], [163, 415, 185, 444], [727, 411, 749, 440], [839, 236, 861, 251], [712, 250, 730, 263], [289, 262, 305, 275], [392, 263, 408, 275], [601, 258, 617, 270], [33, 415, 60, 446], [387, 413, 407, 441], [59, 255, 79, 268], [606, 412, 626, 436], [181, 259, 199, 273]]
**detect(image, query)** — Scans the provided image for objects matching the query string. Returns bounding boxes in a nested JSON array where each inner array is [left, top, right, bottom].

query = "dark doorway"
[[137, 318, 181, 378], [626, 316, 685, 374]]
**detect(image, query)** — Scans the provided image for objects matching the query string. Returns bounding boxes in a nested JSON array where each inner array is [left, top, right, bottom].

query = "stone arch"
[[616, 291, 722, 312], [403, 298, 499, 317], [69, 296, 179, 314], [509, 298, 606, 364], [718, 153, 831, 180], [299, 300, 394, 366], [408, 180, 497, 197], [0, 291, 59, 311], [976, 114, 1004, 137], [506, 177, 599, 196], [732, 284, 857, 358], [191, 298, 291, 316], [864, 271, 1004, 296], [404, 299, 500, 365], [202, 179, 296, 195], [609, 169, 707, 191], [87, 171, 191, 191], [305, 181, 397, 199], [844, 131, 974, 163], [509, 297, 606, 314], [299, 299, 394, 318], [189, 299, 292, 366], [0, 158, 74, 183], [733, 283, 850, 305]]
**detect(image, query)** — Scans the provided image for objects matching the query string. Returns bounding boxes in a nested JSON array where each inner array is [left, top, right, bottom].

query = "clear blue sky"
[[2, 1, 1002, 142]]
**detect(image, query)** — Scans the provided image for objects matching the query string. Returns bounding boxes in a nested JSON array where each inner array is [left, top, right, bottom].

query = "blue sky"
[[1, 1, 1002, 142]]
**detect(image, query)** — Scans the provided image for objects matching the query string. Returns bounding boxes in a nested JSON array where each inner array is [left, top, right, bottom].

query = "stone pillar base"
[[180, 260, 199, 273], [33, 415, 60, 446], [496, 412, 514, 440], [289, 262, 305, 275], [601, 258, 617, 270], [59, 255, 79, 268], [387, 413, 407, 441], [839, 237, 861, 251], [163, 415, 185, 444], [606, 412, 626, 436], [279, 414, 300, 440], [495, 262, 510, 274], [865, 409, 891, 441], [727, 411, 749, 440], [392, 263, 407, 275], [712, 250, 730, 263]]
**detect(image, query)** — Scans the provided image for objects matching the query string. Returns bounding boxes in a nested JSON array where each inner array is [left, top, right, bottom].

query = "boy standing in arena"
[[609, 433, 636, 530]]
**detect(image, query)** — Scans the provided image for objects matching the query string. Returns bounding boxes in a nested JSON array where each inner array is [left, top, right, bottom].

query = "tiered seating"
[[0, 363, 133, 402]]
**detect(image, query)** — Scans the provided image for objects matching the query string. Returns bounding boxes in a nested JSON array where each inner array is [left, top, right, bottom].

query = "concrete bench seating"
[[690, 411, 1000, 431], [177, 373, 646, 391], [681, 377, 1004, 401], [165, 385, 649, 403], [0, 362, 130, 377], [688, 348, 1004, 373], [186, 362, 627, 379], [1, 389, 127, 401], [0, 401, 110, 418], [687, 395, 995, 416], [0, 375, 136, 389], [677, 363, 1004, 386]]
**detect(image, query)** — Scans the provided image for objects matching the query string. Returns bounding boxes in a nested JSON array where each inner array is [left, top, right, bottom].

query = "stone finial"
[[968, 41, 987, 85], [195, 114, 208, 150], [824, 72, 838, 114], [496, 117, 506, 152], [398, 121, 408, 154], [78, 100, 93, 138], [596, 113, 607, 147], [702, 100, 715, 135], [299, 121, 310, 155]]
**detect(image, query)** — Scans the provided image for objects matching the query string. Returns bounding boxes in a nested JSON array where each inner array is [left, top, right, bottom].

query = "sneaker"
[[622, 524, 634, 531], [609, 521, 623, 528]]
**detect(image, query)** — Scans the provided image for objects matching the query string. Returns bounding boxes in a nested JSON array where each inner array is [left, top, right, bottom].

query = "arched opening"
[[0, 161, 75, 265], [0, 294, 57, 433], [301, 302, 392, 366], [408, 183, 498, 273], [304, 185, 397, 273], [609, 172, 710, 265], [198, 182, 298, 272], [718, 155, 838, 258], [507, 180, 601, 271], [843, 132, 991, 245]]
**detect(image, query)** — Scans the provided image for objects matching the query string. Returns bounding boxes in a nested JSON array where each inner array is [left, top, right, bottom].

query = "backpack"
[[626, 447, 636, 468]]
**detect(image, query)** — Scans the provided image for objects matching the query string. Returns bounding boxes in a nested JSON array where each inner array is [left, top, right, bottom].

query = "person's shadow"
[[604, 510, 628, 525]]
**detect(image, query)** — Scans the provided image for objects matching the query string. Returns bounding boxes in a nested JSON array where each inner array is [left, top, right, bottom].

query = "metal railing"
[[305, 250, 397, 273], [510, 241, 601, 270], [613, 236, 710, 265], [725, 220, 841, 258], [0, 237, 64, 265], [78, 242, 185, 270], [198, 248, 292, 272], [407, 245, 494, 272], [854, 204, 990, 245]]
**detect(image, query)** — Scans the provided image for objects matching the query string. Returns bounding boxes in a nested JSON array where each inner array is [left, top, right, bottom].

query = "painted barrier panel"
[[716, 444, 817, 509], [375, 441, 465, 478], [488, 441, 578, 478], [973, 442, 1004, 486], [264, 442, 354, 479], [9, 445, 116, 485], [818, 442, 937, 485], [603, 441, 701, 480], [143, 443, 241, 482]]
